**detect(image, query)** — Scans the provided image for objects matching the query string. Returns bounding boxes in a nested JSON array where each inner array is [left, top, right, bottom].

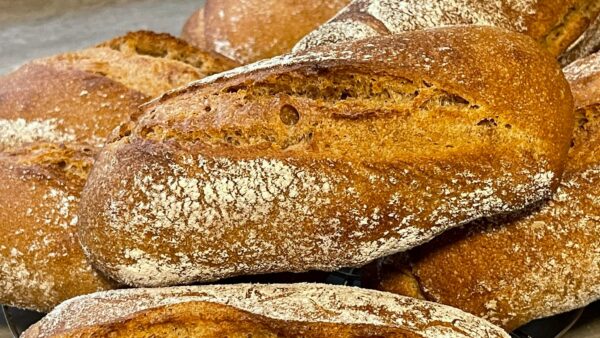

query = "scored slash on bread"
[[0, 31, 237, 312], [366, 52, 600, 330], [22, 283, 510, 338], [294, 0, 600, 59], [78, 26, 574, 288]]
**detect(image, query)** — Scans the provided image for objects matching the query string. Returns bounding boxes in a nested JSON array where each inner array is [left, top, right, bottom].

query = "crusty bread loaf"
[[0, 31, 233, 312], [367, 52, 600, 330], [0, 64, 146, 151], [35, 31, 237, 98], [0, 63, 144, 311], [98, 30, 238, 75], [79, 26, 573, 288], [22, 283, 510, 338], [201, 0, 350, 64], [294, 0, 600, 58], [181, 7, 206, 50], [560, 13, 600, 66]]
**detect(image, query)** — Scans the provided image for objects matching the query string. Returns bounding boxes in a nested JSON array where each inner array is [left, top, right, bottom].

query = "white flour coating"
[[563, 52, 600, 82], [294, 0, 538, 50], [293, 20, 380, 52], [0, 118, 75, 149], [30, 284, 509, 338], [103, 148, 555, 287]]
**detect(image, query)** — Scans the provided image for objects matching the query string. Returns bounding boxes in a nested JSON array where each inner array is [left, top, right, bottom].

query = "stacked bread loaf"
[[365, 51, 600, 330], [0, 31, 235, 312], [22, 284, 510, 338], [4, 0, 600, 335]]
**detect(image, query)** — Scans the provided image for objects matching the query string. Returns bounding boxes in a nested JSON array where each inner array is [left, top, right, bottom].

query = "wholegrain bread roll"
[[22, 283, 510, 338], [195, 0, 350, 64], [0, 31, 233, 312], [79, 26, 573, 288], [295, 0, 600, 58], [366, 51, 600, 330]]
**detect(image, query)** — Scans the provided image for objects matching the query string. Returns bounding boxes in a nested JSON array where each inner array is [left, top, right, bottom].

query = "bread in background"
[[182, 0, 350, 64]]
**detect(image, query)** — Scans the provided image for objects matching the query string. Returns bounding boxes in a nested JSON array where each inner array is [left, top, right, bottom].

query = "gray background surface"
[[0, 1, 598, 337]]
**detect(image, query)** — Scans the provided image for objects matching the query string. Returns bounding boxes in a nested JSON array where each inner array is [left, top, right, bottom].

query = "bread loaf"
[[559, 13, 600, 66], [367, 51, 600, 330], [34, 31, 237, 97], [197, 0, 350, 64], [294, 0, 600, 58], [79, 26, 573, 288], [0, 31, 232, 312], [181, 7, 206, 50], [22, 283, 510, 338]]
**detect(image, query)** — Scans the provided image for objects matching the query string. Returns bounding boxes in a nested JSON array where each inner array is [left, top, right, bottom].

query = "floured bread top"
[[27, 284, 509, 338], [295, 0, 540, 51], [294, 0, 593, 54]]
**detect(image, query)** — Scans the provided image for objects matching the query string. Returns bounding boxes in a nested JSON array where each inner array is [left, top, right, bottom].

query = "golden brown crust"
[[98, 30, 238, 75], [0, 63, 144, 311], [79, 27, 573, 288], [203, 0, 350, 64], [370, 55, 600, 330], [0, 145, 118, 312], [294, 0, 600, 58], [23, 284, 509, 338], [0, 63, 146, 150], [0, 31, 234, 311], [181, 8, 206, 50]]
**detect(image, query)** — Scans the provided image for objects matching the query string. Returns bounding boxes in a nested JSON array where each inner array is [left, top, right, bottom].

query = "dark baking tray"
[[1, 268, 586, 338]]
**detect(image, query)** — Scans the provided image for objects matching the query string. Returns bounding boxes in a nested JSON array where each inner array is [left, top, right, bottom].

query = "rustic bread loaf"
[[366, 52, 600, 330], [294, 0, 600, 58], [97, 30, 238, 75], [79, 26, 573, 288], [199, 0, 350, 64], [181, 7, 206, 50], [559, 13, 600, 66], [0, 31, 231, 312], [22, 283, 510, 338], [34, 31, 237, 98]]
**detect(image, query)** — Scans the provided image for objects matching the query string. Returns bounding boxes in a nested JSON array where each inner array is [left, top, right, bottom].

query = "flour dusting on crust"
[[294, 0, 538, 51], [30, 284, 509, 338], [0, 119, 75, 150]]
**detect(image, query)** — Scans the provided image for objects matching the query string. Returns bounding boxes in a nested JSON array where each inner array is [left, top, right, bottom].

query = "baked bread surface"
[[0, 31, 229, 311], [78, 26, 574, 287], [295, 0, 600, 58], [369, 51, 600, 330], [203, 0, 351, 63], [22, 283, 510, 338]]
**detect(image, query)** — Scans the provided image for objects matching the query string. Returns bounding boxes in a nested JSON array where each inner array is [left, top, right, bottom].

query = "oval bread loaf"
[[366, 51, 600, 330], [0, 31, 234, 312], [79, 26, 574, 287], [22, 283, 510, 338], [294, 0, 600, 58]]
